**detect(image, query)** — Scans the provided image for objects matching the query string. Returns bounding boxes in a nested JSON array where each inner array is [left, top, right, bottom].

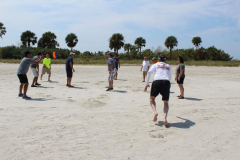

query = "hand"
[[109, 71, 112, 74], [72, 68, 75, 72], [140, 70, 142, 71], [175, 77, 177, 81], [178, 77, 180, 81], [37, 71, 39, 75], [144, 85, 150, 92]]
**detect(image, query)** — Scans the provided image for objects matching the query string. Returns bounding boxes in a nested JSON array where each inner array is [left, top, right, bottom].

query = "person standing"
[[41, 54, 51, 82], [175, 56, 185, 99], [113, 53, 120, 80], [66, 52, 75, 87], [144, 55, 172, 127], [151, 57, 158, 64], [140, 57, 150, 82], [17, 51, 42, 99], [106, 52, 116, 91], [30, 52, 42, 87]]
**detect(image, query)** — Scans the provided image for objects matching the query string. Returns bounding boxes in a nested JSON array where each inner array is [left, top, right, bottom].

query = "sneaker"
[[106, 88, 113, 91], [31, 85, 37, 87], [22, 95, 31, 99], [18, 93, 24, 97], [35, 83, 41, 85]]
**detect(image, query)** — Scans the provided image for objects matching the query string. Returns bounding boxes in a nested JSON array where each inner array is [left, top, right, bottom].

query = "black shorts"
[[151, 80, 171, 101], [177, 77, 185, 84], [66, 70, 73, 78], [17, 74, 28, 83]]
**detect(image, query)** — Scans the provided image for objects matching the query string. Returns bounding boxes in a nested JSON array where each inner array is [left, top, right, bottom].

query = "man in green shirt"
[[41, 54, 51, 81]]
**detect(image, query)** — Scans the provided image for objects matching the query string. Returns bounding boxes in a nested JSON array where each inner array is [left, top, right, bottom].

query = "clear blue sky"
[[0, 0, 239, 59]]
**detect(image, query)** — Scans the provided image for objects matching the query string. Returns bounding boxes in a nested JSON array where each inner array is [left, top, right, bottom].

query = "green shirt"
[[43, 58, 51, 69]]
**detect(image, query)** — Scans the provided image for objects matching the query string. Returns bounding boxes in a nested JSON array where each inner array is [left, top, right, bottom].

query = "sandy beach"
[[0, 63, 240, 160]]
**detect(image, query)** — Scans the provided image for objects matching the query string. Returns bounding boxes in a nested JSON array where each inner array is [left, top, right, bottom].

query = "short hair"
[[107, 52, 114, 57], [46, 54, 50, 56], [159, 54, 166, 61], [178, 56, 184, 63], [24, 51, 31, 57], [38, 52, 42, 56]]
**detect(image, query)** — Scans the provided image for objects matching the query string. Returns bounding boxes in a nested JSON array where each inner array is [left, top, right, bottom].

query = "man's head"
[[113, 53, 117, 58], [159, 54, 166, 62], [144, 57, 147, 61], [24, 51, 32, 58], [107, 52, 113, 58], [152, 57, 157, 63], [38, 52, 42, 58], [46, 54, 50, 59], [70, 52, 75, 58], [177, 56, 184, 63]]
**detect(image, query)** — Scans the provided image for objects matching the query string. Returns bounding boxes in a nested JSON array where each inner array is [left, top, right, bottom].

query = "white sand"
[[0, 63, 240, 160]]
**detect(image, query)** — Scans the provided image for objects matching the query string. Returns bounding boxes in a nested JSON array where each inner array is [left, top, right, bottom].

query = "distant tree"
[[0, 22, 7, 38], [38, 31, 59, 48], [65, 33, 78, 51], [124, 43, 132, 59], [164, 36, 178, 59], [192, 37, 202, 50], [20, 30, 37, 47], [109, 33, 124, 54], [134, 37, 146, 54]]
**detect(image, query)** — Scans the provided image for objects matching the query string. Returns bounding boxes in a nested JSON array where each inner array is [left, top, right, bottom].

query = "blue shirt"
[[66, 57, 73, 71], [114, 57, 119, 68], [108, 57, 116, 71]]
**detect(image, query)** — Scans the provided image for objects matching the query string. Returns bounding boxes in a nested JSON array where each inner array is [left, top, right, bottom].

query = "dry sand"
[[0, 63, 240, 160]]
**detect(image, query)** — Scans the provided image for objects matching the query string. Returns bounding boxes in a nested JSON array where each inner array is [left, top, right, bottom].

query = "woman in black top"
[[175, 56, 185, 99]]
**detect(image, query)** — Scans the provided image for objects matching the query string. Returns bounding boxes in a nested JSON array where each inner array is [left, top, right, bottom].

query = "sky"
[[0, 0, 240, 59]]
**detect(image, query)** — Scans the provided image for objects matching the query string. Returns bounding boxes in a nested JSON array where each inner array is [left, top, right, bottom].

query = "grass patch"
[[0, 59, 239, 67]]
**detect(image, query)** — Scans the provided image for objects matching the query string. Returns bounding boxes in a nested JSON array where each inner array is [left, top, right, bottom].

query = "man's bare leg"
[[19, 83, 24, 94], [150, 97, 158, 122], [143, 74, 145, 82], [40, 74, 43, 80], [109, 80, 113, 88], [163, 101, 169, 126], [48, 73, 51, 81], [115, 72, 118, 79], [23, 83, 29, 95], [179, 84, 184, 97], [32, 77, 38, 86]]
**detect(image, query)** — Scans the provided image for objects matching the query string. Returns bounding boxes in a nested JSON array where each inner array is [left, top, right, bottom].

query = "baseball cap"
[[152, 57, 157, 60], [70, 52, 75, 55]]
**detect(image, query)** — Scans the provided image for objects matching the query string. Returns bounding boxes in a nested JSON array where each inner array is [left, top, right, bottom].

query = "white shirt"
[[146, 62, 172, 86], [142, 60, 150, 71]]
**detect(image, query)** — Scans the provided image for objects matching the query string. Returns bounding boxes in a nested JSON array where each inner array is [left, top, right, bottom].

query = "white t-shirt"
[[142, 60, 150, 71], [146, 62, 172, 86]]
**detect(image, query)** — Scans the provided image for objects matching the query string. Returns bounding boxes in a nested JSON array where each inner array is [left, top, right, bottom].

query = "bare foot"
[[164, 121, 169, 127], [153, 113, 158, 122], [48, 79, 51, 82]]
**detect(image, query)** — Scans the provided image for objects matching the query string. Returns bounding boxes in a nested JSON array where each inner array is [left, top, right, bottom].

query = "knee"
[[150, 96, 155, 101]]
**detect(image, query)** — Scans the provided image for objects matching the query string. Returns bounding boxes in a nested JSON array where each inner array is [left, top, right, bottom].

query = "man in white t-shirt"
[[144, 55, 172, 127], [140, 57, 150, 82]]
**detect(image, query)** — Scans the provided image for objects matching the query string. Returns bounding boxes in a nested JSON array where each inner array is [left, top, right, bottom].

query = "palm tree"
[[0, 22, 6, 38], [164, 36, 178, 60], [65, 33, 78, 51], [124, 43, 132, 59], [192, 37, 202, 50], [20, 30, 37, 47], [109, 33, 124, 54], [134, 37, 146, 54], [38, 31, 59, 48]]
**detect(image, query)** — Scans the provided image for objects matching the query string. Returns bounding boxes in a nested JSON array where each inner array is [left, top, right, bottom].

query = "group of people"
[[142, 55, 185, 127], [17, 50, 185, 127]]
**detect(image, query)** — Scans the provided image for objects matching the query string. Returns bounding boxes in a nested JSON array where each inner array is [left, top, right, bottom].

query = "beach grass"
[[0, 59, 239, 66]]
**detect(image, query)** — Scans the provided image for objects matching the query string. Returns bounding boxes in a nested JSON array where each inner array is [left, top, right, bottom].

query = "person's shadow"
[[184, 97, 202, 101], [157, 117, 196, 129]]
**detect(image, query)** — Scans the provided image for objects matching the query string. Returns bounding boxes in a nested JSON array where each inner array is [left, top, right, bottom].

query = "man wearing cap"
[[106, 52, 116, 91], [17, 51, 42, 99], [30, 52, 42, 87], [66, 52, 75, 87], [152, 57, 158, 64], [144, 55, 172, 127], [140, 57, 150, 82], [41, 54, 51, 82]]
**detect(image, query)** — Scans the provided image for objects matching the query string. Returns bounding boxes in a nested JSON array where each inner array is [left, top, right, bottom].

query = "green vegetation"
[[21, 30, 37, 47], [38, 32, 59, 48], [192, 37, 202, 50], [65, 33, 78, 51], [109, 33, 124, 54], [0, 22, 6, 38], [134, 37, 146, 54], [164, 36, 178, 59]]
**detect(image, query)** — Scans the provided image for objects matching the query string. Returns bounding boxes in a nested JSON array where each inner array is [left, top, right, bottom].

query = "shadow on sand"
[[184, 97, 202, 101], [113, 90, 127, 93], [49, 81, 59, 83], [69, 87, 85, 89], [25, 98, 54, 101], [116, 79, 127, 81], [156, 117, 196, 129], [37, 86, 54, 89]]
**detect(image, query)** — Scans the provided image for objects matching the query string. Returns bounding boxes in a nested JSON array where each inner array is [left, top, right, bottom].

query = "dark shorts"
[[151, 80, 171, 101], [66, 70, 73, 78], [177, 77, 185, 84], [17, 74, 28, 83]]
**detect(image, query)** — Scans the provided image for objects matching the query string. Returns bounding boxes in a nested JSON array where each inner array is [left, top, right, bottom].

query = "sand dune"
[[0, 63, 240, 160]]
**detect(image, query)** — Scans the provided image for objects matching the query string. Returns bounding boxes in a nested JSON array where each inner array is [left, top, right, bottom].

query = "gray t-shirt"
[[176, 63, 185, 78], [17, 57, 35, 74], [108, 57, 116, 71], [30, 56, 39, 68]]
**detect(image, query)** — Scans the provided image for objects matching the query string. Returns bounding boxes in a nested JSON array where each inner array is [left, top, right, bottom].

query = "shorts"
[[115, 67, 118, 71], [177, 77, 185, 84], [151, 80, 171, 101], [66, 70, 73, 78], [31, 68, 38, 77], [17, 74, 28, 83], [143, 71, 147, 77], [108, 68, 116, 81], [42, 66, 51, 74]]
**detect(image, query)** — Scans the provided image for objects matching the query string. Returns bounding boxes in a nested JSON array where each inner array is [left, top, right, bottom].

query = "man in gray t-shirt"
[[30, 52, 42, 87], [17, 51, 42, 99], [106, 52, 116, 91]]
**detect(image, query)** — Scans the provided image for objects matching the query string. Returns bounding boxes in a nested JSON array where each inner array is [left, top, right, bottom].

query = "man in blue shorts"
[[66, 52, 75, 87]]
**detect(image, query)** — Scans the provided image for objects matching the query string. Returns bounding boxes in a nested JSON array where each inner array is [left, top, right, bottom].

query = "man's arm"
[[109, 64, 113, 74], [37, 64, 39, 74], [169, 66, 172, 81], [70, 62, 75, 72], [144, 65, 156, 91], [140, 65, 143, 71]]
